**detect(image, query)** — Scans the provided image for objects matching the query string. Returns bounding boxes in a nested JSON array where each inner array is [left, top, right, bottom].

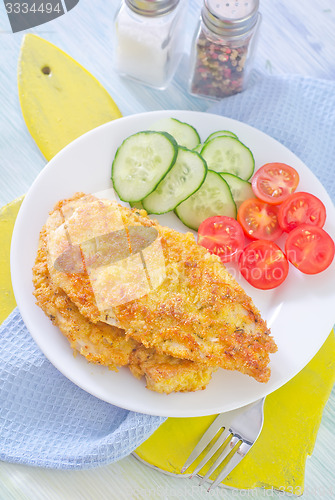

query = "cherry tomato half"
[[252, 163, 300, 205], [278, 192, 326, 232], [238, 240, 289, 290], [237, 198, 283, 241], [285, 224, 335, 275], [198, 215, 245, 263]]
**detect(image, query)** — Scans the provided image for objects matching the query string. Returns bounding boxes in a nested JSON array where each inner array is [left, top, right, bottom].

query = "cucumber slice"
[[130, 200, 144, 210], [193, 143, 204, 153], [201, 136, 254, 180], [149, 117, 200, 149], [111, 131, 178, 202], [204, 130, 238, 142], [175, 170, 237, 231], [220, 173, 254, 209], [142, 147, 207, 214]]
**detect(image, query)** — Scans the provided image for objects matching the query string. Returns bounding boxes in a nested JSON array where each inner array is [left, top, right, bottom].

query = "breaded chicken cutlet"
[[129, 346, 214, 393], [32, 217, 215, 393], [39, 193, 277, 384], [33, 225, 135, 370]]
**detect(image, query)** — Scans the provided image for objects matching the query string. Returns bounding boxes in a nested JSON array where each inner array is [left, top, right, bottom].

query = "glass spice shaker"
[[189, 0, 261, 99], [114, 0, 187, 90]]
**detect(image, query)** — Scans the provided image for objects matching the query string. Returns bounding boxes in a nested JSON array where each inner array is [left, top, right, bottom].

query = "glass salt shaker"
[[114, 0, 187, 90], [189, 0, 261, 99]]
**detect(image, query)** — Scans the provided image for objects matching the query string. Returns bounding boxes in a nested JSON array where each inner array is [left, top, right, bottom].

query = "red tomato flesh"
[[237, 198, 283, 241], [278, 192, 326, 232], [252, 163, 299, 205], [285, 224, 335, 274], [238, 240, 289, 290], [198, 215, 245, 263]]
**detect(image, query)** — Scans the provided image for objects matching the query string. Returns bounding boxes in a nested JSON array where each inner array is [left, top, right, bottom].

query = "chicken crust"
[[33, 225, 135, 370], [116, 225, 277, 383], [129, 346, 215, 394], [41, 193, 277, 383], [33, 212, 214, 393]]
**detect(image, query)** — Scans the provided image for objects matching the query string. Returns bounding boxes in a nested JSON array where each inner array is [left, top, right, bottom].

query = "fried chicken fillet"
[[129, 346, 214, 393], [33, 225, 135, 370], [43, 193, 277, 383], [33, 212, 214, 393]]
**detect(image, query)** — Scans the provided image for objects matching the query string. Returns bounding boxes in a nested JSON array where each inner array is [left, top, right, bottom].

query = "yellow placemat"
[[3, 199, 335, 495], [135, 333, 335, 494], [0, 197, 23, 324], [18, 34, 122, 161]]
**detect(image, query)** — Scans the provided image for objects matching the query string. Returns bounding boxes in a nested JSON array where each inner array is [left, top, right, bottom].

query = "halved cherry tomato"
[[198, 215, 245, 263], [237, 198, 283, 241], [238, 240, 289, 290], [285, 224, 335, 274], [278, 192, 326, 232], [252, 163, 299, 205]]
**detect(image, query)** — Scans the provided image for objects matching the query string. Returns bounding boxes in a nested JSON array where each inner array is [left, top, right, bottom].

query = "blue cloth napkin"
[[209, 70, 335, 202], [1, 71, 334, 470], [0, 309, 166, 469]]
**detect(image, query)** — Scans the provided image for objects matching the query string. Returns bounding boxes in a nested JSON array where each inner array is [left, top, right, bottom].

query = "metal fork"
[[181, 398, 265, 491]]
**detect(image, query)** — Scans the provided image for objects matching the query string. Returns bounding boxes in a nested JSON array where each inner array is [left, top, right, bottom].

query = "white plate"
[[11, 110, 335, 417]]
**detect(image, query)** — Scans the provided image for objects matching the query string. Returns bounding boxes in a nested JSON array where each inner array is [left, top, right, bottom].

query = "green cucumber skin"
[[193, 143, 204, 153], [111, 131, 178, 203], [205, 130, 238, 142], [219, 173, 254, 209], [142, 147, 207, 215], [172, 118, 201, 148], [129, 200, 144, 210], [201, 136, 255, 180], [175, 170, 237, 231]]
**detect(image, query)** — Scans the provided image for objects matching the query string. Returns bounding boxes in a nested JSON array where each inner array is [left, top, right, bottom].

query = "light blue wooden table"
[[0, 1, 335, 499]]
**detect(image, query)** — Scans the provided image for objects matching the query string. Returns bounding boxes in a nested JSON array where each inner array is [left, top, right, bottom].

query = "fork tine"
[[208, 441, 251, 491], [181, 413, 226, 473], [190, 428, 231, 478], [199, 435, 239, 486]]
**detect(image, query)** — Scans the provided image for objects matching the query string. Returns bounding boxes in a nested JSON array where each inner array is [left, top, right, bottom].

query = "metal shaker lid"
[[125, 0, 180, 17], [202, 0, 259, 36]]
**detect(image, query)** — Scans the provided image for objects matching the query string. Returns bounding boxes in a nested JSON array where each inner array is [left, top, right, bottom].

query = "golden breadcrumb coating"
[[115, 225, 277, 383], [32, 210, 213, 393], [33, 225, 136, 370], [129, 346, 215, 394]]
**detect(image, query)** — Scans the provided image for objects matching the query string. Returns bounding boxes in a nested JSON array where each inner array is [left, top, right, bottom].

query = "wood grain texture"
[[0, 1, 334, 499]]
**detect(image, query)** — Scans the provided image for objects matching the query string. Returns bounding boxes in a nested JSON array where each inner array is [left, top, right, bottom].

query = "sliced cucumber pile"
[[142, 147, 207, 214], [149, 117, 200, 149], [220, 173, 254, 209], [111, 118, 255, 229], [175, 171, 237, 231], [201, 136, 254, 180], [112, 131, 178, 202]]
